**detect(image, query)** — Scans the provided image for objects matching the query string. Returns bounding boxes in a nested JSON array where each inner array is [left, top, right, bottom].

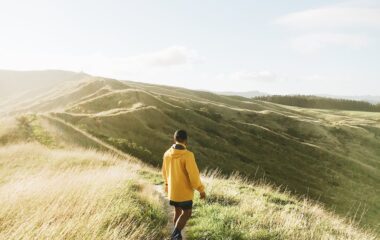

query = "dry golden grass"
[[0, 143, 167, 240], [0, 142, 377, 239]]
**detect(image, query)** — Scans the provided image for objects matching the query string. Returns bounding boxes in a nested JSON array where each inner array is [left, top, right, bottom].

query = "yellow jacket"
[[162, 143, 205, 202]]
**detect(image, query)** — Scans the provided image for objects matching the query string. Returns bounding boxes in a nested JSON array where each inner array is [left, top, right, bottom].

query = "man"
[[162, 129, 206, 240]]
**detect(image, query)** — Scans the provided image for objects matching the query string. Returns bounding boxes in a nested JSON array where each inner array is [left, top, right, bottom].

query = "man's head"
[[174, 129, 187, 144]]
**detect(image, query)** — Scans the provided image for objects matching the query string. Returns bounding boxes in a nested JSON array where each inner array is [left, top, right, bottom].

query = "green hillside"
[[1, 70, 379, 232], [0, 122, 376, 239]]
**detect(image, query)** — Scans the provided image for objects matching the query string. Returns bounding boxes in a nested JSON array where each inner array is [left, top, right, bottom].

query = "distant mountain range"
[[319, 94, 380, 104], [217, 90, 268, 98], [218, 91, 380, 104]]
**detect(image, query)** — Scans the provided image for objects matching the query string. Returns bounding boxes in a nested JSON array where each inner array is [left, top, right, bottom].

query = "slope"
[[0, 117, 377, 239]]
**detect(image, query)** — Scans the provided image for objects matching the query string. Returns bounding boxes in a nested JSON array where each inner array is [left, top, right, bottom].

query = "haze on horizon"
[[0, 0, 379, 96]]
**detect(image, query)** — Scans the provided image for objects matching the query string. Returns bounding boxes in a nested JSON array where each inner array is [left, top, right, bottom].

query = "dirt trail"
[[153, 184, 187, 240]]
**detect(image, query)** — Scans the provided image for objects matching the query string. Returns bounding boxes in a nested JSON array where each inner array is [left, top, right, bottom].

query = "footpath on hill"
[[41, 114, 185, 239], [154, 184, 188, 240]]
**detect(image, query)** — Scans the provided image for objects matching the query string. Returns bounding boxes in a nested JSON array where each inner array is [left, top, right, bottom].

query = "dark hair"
[[174, 129, 187, 142]]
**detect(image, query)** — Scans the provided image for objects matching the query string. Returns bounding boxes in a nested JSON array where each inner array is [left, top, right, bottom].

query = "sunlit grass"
[[0, 143, 167, 240], [187, 171, 377, 240], [0, 142, 376, 239]]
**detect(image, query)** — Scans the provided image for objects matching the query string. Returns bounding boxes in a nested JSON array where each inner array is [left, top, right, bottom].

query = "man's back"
[[162, 143, 204, 202], [162, 130, 205, 240]]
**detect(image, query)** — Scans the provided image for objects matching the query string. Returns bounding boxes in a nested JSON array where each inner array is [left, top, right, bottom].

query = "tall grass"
[[0, 143, 376, 239], [187, 171, 377, 240], [0, 143, 167, 240]]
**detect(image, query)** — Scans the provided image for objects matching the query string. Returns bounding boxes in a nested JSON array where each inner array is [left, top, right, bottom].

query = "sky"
[[0, 0, 379, 95]]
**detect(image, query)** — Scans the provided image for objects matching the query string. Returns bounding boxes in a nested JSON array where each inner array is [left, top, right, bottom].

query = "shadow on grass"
[[206, 193, 240, 206], [264, 193, 295, 206]]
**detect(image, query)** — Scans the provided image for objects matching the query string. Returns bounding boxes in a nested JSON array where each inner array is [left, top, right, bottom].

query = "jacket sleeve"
[[185, 152, 205, 193], [162, 153, 168, 192]]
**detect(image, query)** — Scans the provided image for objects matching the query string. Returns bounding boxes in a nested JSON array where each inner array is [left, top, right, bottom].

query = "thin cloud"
[[230, 71, 278, 82], [291, 33, 369, 53], [0, 46, 201, 77], [275, 2, 378, 53], [130, 46, 200, 67], [276, 6, 380, 29]]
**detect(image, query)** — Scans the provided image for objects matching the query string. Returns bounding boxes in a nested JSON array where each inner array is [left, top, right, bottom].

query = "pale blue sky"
[[0, 0, 379, 95]]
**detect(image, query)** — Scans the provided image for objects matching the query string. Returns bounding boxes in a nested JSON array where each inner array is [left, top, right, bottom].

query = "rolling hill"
[[0, 70, 379, 233], [0, 117, 376, 239]]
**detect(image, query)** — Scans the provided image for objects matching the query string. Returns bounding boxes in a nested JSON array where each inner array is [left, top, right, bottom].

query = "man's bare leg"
[[175, 209, 192, 231], [173, 207, 182, 225]]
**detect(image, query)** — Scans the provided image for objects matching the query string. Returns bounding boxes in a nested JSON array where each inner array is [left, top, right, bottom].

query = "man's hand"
[[164, 184, 168, 193], [200, 191, 206, 200]]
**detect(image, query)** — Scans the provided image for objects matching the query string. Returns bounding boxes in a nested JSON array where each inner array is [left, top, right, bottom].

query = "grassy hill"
[[1, 70, 379, 233], [0, 135, 376, 239]]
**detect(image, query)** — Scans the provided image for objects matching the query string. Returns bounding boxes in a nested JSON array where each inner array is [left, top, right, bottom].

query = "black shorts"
[[169, 200, 193, 210]]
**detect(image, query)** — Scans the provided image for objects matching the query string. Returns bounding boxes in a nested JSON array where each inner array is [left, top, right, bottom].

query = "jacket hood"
[[168, 143, 187, 156]]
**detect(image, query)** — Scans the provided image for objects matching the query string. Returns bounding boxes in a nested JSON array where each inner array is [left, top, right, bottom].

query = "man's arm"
[[185, 153, 205, 196], [162, 154, 168, 193]]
